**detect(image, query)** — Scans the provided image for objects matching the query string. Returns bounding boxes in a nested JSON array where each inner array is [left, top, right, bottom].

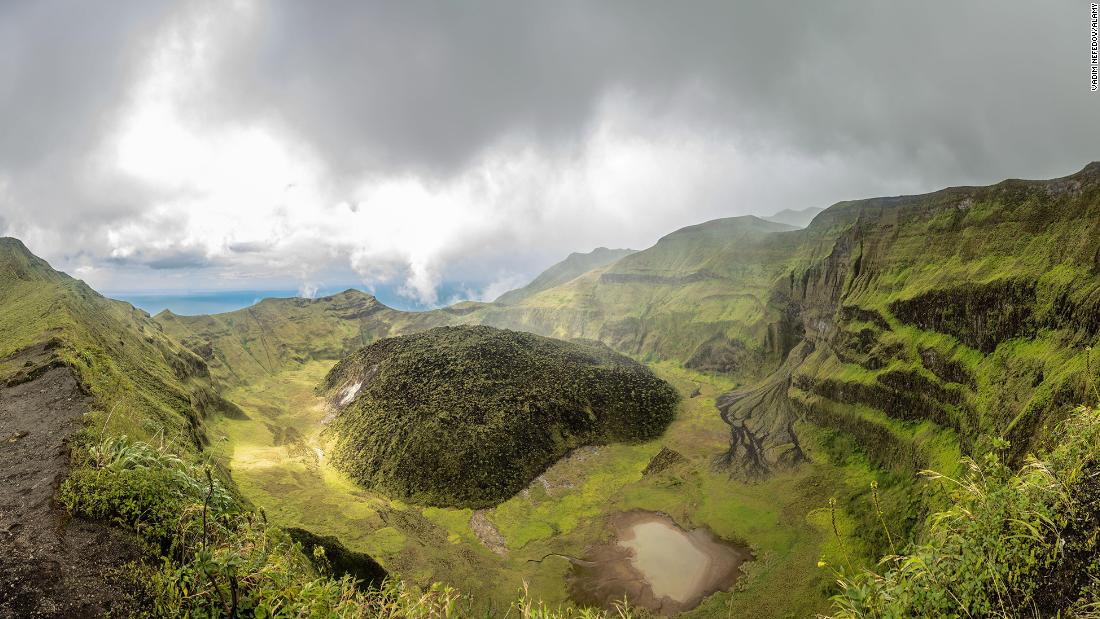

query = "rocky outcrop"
[[890, 280, 1037, 353], [642, 446, 687, 476], [716, 341, 812, 478]]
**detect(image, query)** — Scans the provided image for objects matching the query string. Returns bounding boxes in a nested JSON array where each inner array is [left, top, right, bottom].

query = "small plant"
[[63, 436, 653, 618], [826, 404, 1100, 618], [869, 480, 896, 556]]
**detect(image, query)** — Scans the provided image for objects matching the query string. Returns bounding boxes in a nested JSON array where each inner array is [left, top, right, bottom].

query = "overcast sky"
[[1, 1, 1097, 305]]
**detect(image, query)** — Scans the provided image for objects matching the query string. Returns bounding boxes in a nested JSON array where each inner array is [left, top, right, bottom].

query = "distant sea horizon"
[[107, 290, 298, 316], [107, 282, 494, 316]]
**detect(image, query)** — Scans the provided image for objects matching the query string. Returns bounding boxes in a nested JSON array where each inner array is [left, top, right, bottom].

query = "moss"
[[321, 325, 679, 508], [889, 279, 1038, 354], [284, 527, 388, 587]]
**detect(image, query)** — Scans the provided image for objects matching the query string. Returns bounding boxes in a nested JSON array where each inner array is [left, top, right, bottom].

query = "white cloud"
[[84, 61, 939, 304], [3, 2, 1093, 306]]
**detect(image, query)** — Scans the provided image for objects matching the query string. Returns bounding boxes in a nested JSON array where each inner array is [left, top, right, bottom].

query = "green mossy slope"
[[155, 289, 448, 388], [320, 325, 679, 508], [0, 237, 231, 451], [472, 216, 810, 376], [495, 247, 635, 305]]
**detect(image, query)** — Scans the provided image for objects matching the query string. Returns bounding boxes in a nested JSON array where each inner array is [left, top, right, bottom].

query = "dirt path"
[[0, 367, 140, 618]]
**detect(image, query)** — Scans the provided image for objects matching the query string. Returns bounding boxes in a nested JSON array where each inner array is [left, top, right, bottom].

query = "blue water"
[[108, 282, 495, 316], [109, 290, 296, 316]]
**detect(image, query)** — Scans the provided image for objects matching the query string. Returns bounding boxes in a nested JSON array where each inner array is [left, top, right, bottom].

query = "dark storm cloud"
[[105, 246, 214, 270], [0, 2, 166, 169], [198, 1, 1097, 184], [0, 0, 183, 266], [227, 241, 270, 254], [1, 1, 1097, 295]]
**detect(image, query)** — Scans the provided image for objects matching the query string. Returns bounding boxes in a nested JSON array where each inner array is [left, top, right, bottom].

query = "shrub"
[[826, 405, 1100, 618], [62, 436, 652, 618]]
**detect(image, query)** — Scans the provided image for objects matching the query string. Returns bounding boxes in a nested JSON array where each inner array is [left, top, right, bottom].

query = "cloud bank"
[[1, 1, 1096, 304]]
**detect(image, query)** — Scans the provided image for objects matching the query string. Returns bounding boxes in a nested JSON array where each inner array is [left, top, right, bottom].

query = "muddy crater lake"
[[567, 510, 752, 615]]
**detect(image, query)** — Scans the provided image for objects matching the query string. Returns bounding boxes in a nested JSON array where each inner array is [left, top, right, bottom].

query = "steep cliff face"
[[151, 164, 1100, 484], [723, 162, 1100, 476]]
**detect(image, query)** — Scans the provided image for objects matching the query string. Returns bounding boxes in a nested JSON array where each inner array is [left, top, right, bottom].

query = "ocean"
[[108, 282, 489, 316]]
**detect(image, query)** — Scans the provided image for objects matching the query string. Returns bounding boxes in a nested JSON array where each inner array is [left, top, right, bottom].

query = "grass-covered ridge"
[[0, 237, 233, 452], [1, 239, 668, 616], [320, 325, 679, 507], [495, 247, 636, 305]]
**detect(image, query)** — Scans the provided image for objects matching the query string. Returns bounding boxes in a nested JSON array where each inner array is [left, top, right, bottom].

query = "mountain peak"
[[0, 236, 32, 256], [0, 237, 64, 284], [495, 247, 636, 304]]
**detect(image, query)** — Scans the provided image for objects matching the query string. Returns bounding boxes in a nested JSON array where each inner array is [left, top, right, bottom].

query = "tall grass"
[[62, 435, 651, 618], [824, 404, 1100, 618]]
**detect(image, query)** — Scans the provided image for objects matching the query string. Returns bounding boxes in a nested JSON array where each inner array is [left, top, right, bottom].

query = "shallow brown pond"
[[568, 510, 752, 615]]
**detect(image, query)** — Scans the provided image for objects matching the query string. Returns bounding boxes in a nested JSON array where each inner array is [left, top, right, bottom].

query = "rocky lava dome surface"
[[320, 325, 680, 508]]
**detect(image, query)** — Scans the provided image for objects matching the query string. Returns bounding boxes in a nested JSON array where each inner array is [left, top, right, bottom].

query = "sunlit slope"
[[0, 238, 229, 451], [494, 247, 635, 305], [156, 289, 449, 386], [473, 216, 809, 376]]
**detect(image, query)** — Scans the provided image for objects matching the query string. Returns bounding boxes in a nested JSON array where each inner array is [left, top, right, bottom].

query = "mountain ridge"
[[4, 161, 1100, 616], [763, 206, 825, 228], [495, 246, 636, 305]]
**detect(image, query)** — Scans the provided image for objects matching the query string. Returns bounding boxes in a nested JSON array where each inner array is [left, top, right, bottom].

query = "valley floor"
[[210, 361, 879, 616]]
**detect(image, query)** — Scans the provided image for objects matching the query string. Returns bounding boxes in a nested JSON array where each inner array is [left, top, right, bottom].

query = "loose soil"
[[0, 366, 141, 618]]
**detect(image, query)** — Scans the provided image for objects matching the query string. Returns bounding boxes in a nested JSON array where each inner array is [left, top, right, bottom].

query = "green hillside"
[[495, 247, 636, 304], [320, 325, 678, 507], [5, 162, 1100, 616], [155, 289, 448, 387], [148, 164, 1100, 610], [466, 165, 1100, 485], [0, 237, 230, 451], [472, 216, 808, 375]]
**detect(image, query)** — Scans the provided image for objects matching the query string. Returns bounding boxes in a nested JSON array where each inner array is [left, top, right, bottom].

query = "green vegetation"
[[61, 434, 653, 618], [828, 403, 1100, 618], [472, 216, 807, 372], [6, 163, 1100, 616], [0, 238, 230, 452], [321, 325, 679, 507], [155, 289, 446, 388], [495, 247, 636, 305], [210, 358, 860, 616]]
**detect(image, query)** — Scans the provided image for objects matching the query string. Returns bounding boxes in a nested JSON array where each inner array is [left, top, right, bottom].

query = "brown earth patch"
[[567, 510, 751, 616], [0, 366, 143, 618]]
